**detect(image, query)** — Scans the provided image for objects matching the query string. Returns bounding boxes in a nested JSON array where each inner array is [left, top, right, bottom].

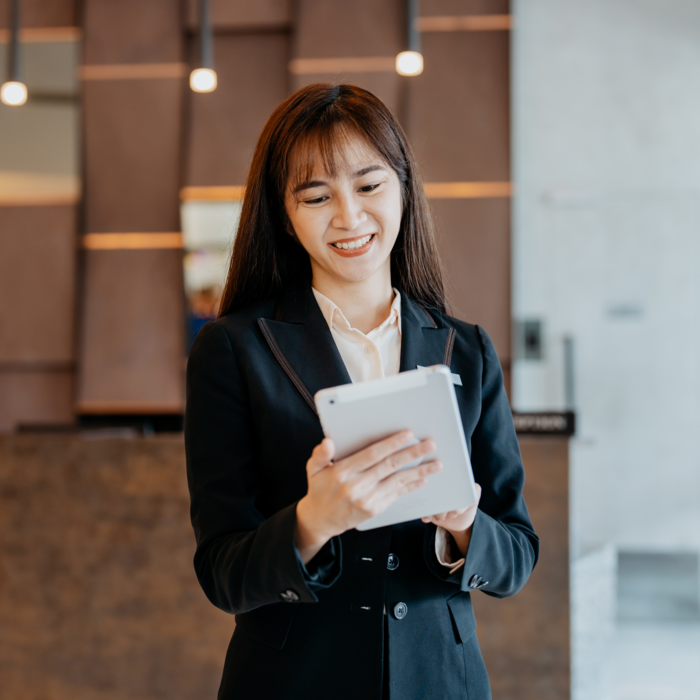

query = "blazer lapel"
[[258, 284, 455, 415], [399, 297, 454, 372], [258, 282, 351, 416]]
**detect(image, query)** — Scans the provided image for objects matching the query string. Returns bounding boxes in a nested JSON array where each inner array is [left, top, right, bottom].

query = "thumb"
[[308, 438, 335, 476]]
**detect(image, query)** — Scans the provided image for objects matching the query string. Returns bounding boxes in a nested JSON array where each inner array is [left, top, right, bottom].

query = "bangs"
[[283, 121, 389, 199]]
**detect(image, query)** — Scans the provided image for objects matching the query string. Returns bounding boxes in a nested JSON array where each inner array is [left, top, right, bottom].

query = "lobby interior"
[[0, 1, 698, 699]]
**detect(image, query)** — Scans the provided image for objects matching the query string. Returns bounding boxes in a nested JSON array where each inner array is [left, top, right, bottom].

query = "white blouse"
[[312, 287, 465, 575]]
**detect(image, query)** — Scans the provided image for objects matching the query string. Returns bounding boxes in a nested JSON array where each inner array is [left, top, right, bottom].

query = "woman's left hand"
[[421, 484, 482, 556]]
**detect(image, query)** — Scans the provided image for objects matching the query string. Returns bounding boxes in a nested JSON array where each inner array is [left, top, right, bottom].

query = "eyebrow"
[[293, 164, 387, 193]]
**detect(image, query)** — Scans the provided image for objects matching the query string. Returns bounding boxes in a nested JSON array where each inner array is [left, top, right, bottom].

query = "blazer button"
[[387, 553, 399, 570], [468, 575, 484, 590], [393, 602, 408, 620], [280, 589, 299, 603]]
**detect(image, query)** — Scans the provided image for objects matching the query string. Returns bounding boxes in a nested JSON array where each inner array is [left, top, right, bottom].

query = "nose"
[[331, 191, 367, 231]]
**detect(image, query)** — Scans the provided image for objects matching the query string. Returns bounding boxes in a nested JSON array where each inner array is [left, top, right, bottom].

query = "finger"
[[369, 476, 429, 515], [447, 508, 468, 519], [421, 515, 440, 525], [307, 438, 335, 476], [341, 430, 418, 475], [371, 460, 442, 501], [357, 438, 438, 484]]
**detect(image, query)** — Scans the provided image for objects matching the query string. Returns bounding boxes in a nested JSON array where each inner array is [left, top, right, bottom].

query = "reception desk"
[[473, 434, 571, 700], [0, 426, 570, 699]]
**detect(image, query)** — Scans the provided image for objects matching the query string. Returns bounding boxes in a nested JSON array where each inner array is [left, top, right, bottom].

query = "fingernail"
[[432, 462, 442, 472]]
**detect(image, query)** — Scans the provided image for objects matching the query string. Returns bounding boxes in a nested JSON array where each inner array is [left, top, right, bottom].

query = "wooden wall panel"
[[291, 0, 403, 126], [0, 435, 232, 700], [77, 0, 185, 415], [83, 80, 183, 233], [185, 0, 291, 30], [407, 20, 511, 376], [422, 0, 509, 14], [186, 33, 290, 187], [0, 372, 74, 432], [473, 436, 570, 700], [0, 206, 76, 362], [77, 250, 184, 413], [0, 0, 78, 28], [83, 0, 181, 65], [293, 0, 403, 58], [433, 198, 510, 358], [408, 31, 510, 183], [0, 205, 77, 432]]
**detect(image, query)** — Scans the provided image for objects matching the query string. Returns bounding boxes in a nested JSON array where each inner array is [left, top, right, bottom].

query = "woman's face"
[[284, 134, 403, 288]]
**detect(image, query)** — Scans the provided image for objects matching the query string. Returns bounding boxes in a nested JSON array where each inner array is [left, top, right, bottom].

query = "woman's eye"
[[304, 196, 328, 205], [359, 183, 381, 193]]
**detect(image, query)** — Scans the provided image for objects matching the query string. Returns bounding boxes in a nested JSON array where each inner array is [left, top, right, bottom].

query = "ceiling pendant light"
[[190, 0, 217, 93], [1, 0, 28, 106], [396, 0, 424, 77]]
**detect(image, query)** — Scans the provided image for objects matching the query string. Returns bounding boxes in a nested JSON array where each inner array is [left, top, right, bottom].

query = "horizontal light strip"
[[425, 182, 512, 199], [77, 400, 184, 415], [83, 233, 183, 250], [180, 183, 511, 201], [0, 194, 80, 207], [418, 15, 512, 32], [0, 26, 81, 43], [180, 186, 245, 201], [80, 63, 188, 81], [289, 56, 395, 75], [0, 360, 75, 372]]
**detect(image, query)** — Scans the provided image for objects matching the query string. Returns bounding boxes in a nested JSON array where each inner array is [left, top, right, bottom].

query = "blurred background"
[[0, 1, 698, 698]]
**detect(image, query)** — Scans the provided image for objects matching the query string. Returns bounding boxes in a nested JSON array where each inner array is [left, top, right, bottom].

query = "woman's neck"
[[311, 265, 395, 335]]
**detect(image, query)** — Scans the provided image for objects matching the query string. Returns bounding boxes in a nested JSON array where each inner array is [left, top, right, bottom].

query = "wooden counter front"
[[472, 436, 570, 700]]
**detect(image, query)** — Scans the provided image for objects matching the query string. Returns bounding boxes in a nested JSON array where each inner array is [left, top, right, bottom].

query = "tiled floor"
[[614, 552, 700, 700]]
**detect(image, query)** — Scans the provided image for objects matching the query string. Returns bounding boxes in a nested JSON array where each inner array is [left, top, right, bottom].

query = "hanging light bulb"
[[1, 0, 28, 106], [1, 81, 28, 105], [396, 0, 423, 77], [396, 51, 423, 77], [190, 68, 217, 93], [190, 0, 217, 93]]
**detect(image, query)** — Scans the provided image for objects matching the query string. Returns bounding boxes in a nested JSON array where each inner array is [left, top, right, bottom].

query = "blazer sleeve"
[[185, 322, 341, 616], [425, 325, 540, 597]]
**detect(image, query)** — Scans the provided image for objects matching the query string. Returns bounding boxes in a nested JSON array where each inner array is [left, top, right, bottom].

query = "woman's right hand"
[[295, 431, 442, 564]]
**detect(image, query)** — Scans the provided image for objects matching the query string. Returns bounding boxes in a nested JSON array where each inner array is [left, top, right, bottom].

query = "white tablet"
[[314, 365, 478, 531]]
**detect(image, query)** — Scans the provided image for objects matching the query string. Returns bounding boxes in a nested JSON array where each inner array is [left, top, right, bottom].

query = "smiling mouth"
[[330, 234, 375, 251]]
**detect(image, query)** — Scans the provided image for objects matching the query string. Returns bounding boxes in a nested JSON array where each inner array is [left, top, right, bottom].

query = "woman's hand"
[[421, 484, 482, 556], [295, 431, 442, 564]]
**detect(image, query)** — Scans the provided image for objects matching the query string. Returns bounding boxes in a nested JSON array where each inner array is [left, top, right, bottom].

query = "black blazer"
[[185, 281, 539, 700]]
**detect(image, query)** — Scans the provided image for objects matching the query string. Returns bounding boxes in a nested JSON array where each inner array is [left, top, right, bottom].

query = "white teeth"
[[333, 234, 373, 250]]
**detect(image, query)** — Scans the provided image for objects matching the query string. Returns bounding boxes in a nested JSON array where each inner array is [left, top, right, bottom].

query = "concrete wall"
[[512, 0, 700, 553]]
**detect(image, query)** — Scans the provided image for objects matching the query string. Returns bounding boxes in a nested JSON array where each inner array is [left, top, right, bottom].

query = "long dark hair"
[[218, 83, 446, 317]]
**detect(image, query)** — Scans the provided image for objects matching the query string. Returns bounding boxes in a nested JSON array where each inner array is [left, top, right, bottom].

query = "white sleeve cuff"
[[435, 526, 466, 575]]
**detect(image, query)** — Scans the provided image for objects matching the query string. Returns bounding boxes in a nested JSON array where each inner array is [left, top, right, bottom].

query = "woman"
[[185, 83, 538, 700]]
